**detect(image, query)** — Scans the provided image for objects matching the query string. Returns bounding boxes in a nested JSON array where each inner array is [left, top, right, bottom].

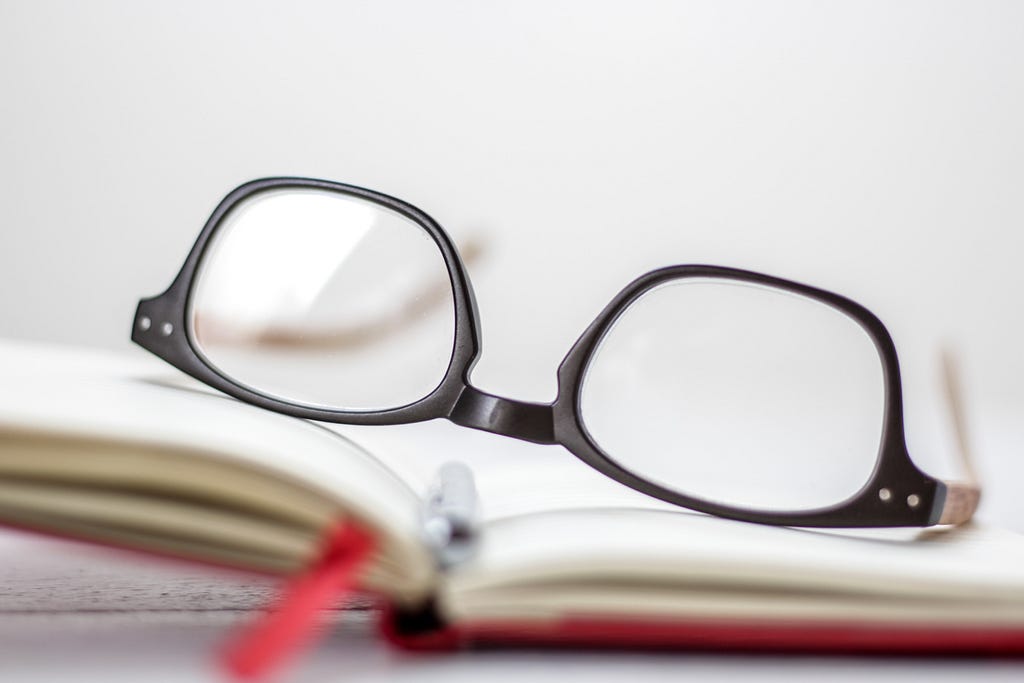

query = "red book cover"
[[382, 609, 1024, 657]]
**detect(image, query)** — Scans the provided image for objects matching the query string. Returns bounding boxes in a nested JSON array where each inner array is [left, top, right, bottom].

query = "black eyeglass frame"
[[134, 177, 969, 528]]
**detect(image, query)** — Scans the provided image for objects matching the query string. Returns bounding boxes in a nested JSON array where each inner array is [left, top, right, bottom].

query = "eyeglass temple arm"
[[935, 349, 982, 525]]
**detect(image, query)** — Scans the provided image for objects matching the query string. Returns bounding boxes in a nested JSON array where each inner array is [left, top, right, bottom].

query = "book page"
[[442, 506, 1024, 623], [0, 340, 434, 597]]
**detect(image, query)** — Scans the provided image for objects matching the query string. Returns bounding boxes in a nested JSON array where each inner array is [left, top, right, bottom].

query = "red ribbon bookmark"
[[221, 520, 376, 681]]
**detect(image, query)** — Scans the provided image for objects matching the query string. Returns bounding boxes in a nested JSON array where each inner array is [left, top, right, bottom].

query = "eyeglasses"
[[133, 177, 979, 528]]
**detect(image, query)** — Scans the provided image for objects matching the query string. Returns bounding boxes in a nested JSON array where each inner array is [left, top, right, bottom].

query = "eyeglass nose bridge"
[[448, 386, 556, 446]]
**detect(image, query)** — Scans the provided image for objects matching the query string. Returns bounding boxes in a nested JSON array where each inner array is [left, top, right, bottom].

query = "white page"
[[0, 340, 434, 591], [445, 507, 1024, 616]]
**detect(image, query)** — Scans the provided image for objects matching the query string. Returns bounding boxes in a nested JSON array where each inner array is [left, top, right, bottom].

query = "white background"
[[2, 1, 1022, 403], [1, 1, 1023, 681], [3, 0, 1022, 505]]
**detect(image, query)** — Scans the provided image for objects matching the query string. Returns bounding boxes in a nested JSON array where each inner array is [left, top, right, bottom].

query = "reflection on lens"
[[579, 278, 885, 512], [189, 188, 456, 411]]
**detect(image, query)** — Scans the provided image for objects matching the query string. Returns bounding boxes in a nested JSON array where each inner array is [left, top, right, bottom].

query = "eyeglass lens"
[[580, 279, 886, 511], [189, 189, 457, 411]]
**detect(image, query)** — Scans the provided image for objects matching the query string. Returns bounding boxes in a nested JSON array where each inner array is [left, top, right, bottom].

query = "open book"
[[2, 340, 1023, 676]]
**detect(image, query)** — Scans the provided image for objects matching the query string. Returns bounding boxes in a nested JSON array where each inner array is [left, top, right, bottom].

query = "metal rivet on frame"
[[907, 494, 921, 508], [878, 488, 892, 502], [160, 322, 173, 337], [138, 316, 151, 331]]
